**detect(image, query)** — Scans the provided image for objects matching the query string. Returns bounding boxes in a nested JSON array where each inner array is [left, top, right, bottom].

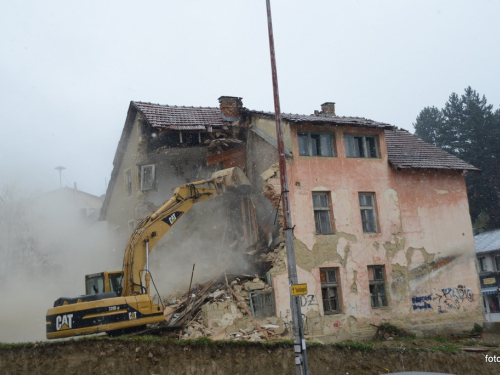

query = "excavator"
[[46, 167, 251, 339]]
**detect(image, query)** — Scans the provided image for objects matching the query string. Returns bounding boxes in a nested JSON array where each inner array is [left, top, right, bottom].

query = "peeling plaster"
[[293, 233, 357, 273], [383, 233, 406, 259], [350, 270, 358, 293], [433, 189, 449, 194]]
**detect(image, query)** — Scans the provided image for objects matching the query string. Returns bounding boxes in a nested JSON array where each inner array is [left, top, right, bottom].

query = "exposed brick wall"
[[218, 96, 243, 119]]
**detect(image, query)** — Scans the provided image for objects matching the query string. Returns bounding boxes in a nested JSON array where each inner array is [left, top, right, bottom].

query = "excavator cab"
[[85, 271, 124, 296]]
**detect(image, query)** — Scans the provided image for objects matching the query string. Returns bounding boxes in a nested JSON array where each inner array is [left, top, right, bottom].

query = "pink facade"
[[266, 123, 483, 340]]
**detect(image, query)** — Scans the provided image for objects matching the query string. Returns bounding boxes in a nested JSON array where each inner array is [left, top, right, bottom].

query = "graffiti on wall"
[[411, 285, 475, 313], [411, 294, 432, 310], [300, 294, 317, 307], [434, 285, 474, 309]]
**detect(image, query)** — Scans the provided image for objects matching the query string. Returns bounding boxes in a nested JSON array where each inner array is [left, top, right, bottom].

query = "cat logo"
[[162, 211, 184, 226], [56, 314, 74, 331]]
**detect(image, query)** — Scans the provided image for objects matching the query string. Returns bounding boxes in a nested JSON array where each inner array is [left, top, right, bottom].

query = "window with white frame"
[[298, 132, 334, 157], [140, 164, 156, 190], [313, 192, 333, 234], [359, 193, 378, 233], [368, 265, 387, 308], [320, 268, 341, 314], [495, 255, 500, 271], [125, 169, 132, 196], [344, 134, 378, 158], [480, 257, 488, 272]]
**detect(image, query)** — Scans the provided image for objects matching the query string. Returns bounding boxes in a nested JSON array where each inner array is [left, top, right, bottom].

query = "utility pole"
[[265, 1, 310, 374], [55, 166, 66, 188]]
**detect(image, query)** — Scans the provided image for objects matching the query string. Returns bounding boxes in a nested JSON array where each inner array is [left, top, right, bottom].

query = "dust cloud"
[[0, 183, 121, 343], [147, 191, 272, 300], [0, 179, 276, 343]]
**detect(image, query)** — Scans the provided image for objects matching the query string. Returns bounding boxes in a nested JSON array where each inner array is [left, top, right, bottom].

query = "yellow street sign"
[[291, 283, 308, 296], [484, 278, 496, 285]]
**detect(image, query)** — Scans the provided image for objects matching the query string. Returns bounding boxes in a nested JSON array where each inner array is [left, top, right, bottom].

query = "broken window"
[[368, 265, 387, 308], [140, 164, 155, 190], [359, 193, 378, 233], [124, 169, 132, 196], [480, 257, 488, 272], [344, 134, 378, 158], [320, 268, 341, 314], [249, 288, 275, 319], [298, 132, 334, 157], [313, 192, 333, 234]]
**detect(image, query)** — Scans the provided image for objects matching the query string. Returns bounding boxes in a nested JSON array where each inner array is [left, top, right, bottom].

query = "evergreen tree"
[[413, 87, 500, 230], [414, 106, 444, 146]]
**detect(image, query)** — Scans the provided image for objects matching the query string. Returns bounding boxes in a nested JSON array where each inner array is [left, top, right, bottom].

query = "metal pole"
[[146, 240, 149, 272], [265, 1, 310, 374]]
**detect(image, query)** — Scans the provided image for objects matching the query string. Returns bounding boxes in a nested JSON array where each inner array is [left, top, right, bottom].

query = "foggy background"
[[0, 0, 498, 342], [1, 0, 499, 196]]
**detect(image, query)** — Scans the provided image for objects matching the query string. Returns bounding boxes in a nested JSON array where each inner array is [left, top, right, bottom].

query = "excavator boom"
[[46, 167, 250, 339]]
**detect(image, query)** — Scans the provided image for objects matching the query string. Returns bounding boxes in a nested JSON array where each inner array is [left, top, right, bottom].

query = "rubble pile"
[[162, 274, 286, 341]]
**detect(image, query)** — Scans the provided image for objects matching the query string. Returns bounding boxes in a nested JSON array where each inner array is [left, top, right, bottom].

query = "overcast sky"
[[1, 0, 498, 197]]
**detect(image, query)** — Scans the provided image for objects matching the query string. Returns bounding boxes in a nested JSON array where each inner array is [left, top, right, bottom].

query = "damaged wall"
[[257, 122, 483, 341]]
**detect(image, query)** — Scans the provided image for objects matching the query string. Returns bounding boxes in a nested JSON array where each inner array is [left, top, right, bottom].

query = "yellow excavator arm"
[[122, 167, 249, 296], [46, 167, 250, 339]]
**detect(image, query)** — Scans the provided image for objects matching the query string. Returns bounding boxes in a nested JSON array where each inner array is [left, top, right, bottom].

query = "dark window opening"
[[344, 135, 378, 158], [313, 192, 333, 234], [359, 193, 378, 233], [298, 132, 334, 157], [320, 268, 341, 314], [368, 265, 387, 308]]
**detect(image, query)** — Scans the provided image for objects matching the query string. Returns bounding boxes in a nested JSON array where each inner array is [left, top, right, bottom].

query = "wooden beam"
[[206, 147, 246, 166]]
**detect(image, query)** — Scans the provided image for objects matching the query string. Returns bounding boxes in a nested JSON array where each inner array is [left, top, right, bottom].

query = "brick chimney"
[[320, 102, 336, 116], [218, 96, 243, 121]]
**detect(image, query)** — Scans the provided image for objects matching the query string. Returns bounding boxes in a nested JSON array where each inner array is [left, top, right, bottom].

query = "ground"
[[1, 335, 499, 375]]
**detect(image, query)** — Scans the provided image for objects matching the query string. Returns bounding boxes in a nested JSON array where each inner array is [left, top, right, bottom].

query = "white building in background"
[[475, 229, 500, 322]]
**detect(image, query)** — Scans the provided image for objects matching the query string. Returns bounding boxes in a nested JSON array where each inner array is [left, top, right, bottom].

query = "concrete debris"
[[164, 273, 286, 341]]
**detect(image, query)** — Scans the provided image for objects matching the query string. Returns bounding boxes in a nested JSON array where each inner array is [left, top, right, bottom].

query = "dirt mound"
[[1, 338, 498, 375]]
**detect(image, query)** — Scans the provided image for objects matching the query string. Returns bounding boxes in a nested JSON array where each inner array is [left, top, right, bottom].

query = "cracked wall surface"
[[264, 122, 483, 340]]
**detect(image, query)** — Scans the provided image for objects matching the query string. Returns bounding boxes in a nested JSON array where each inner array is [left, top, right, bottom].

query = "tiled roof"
[[475, 229, 500, 254], [132, 102, 226, 130], [244, 109, 394, 129], [385, 129, 479, 171]]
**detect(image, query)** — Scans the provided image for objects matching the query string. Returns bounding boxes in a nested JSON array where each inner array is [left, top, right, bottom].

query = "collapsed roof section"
[[132, 101, 229, 131]]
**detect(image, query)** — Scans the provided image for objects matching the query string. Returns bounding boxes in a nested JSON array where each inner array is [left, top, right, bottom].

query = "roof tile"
[[133, 101, 225, 129], [385, 129, 478, 171]]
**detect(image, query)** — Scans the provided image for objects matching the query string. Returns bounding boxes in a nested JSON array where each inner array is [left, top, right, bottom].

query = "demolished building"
[[100, 96, 483, 341]]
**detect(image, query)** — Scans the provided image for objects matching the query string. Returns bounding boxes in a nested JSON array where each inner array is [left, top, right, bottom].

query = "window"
[[495, 256, 500, 271], [480, 257, 488, 272], [313, 192, 333, 234], [298, 132, 334, 157], [125, 169, 132, 196], [344, 134, 378, 158], [368, 265, 387, 308], [249, 288, 275, 319], [140, 164, 156, 190], [320, 268, 341, 314], [359, 193, 378, 233]]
